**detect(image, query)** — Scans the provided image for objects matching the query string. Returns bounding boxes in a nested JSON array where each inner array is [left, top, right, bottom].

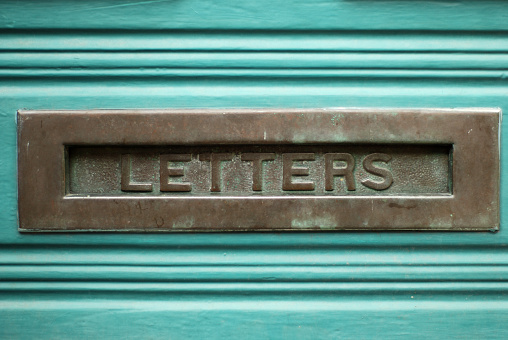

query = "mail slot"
[[2, 0, 508, 338], [17, 108, 499, 231]]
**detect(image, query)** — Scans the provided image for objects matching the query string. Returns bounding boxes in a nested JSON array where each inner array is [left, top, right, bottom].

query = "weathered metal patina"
[[17, 108, 500, 231]]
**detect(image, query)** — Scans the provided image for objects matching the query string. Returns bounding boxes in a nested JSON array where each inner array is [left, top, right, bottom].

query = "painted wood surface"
[[1, 0, 507, 338]]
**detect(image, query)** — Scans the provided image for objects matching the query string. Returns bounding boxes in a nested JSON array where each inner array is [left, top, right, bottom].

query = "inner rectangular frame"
[[66, 144, 453, 197], [17, 108, 500, 232]]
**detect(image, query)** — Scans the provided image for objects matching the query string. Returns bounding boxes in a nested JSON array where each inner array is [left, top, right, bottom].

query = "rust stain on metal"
[[17, 108, 500, 232]]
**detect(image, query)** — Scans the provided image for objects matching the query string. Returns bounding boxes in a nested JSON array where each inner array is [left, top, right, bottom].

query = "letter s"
[[361, 153, 393, 191]]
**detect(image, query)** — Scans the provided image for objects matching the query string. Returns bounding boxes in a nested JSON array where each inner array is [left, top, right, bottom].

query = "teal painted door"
[[1, 1, 507, 338]]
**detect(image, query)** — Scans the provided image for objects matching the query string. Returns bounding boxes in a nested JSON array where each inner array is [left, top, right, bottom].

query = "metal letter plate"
[[17, 108, 500, 232]]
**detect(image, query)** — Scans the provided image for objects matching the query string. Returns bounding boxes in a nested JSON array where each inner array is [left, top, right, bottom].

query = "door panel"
[[1, 0, 507, 338]]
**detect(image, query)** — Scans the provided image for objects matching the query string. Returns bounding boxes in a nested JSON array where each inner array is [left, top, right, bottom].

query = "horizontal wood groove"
[[2, 32, 507, 80], [1, 69, 507, 80], [2, 34, 507, 80], [4, 53, 508, 69], [1, 282, 507, 294], [1, 247, 507, 266], [1, 265, 508, 282], [2, 300, 508, 312], [3, 31, 508, 52]]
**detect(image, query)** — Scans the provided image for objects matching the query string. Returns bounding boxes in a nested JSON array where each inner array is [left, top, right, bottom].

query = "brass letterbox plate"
[[17, 108, 500, 232]]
